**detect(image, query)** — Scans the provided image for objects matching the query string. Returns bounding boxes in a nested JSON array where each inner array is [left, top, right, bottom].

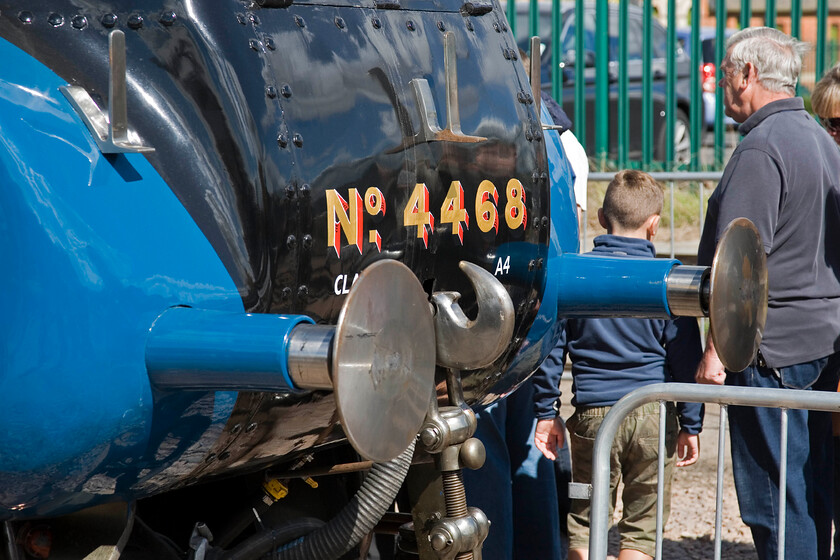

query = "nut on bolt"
[[429, 528, 454, 552], [420, 425, 442, 448]]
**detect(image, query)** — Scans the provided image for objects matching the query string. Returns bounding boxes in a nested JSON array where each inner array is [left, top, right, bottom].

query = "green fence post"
[[595, 0, 609, 166], [714, 0, 726, 167], [552, 0, 562, 103], [618, 0, 629, 168], [642, 0, 653, 167], [506, 0, 516, 38], [817, 0, 828, 80], [740, 0, 751, 29], [529, 0, 539, 40], [690, 0, 701, 170], [574, 0, 585, 147], [666, 0, 676, 168], [766, 0, 776, 29]]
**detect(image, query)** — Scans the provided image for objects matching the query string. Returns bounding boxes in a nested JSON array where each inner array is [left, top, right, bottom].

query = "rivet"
[[537, 258, 544, 269], [534, 219, 540, 230], [266, 85, 278, 98], [300, 183, 311, 198], [265, 36, 276, 50], [285, 184, 296, 199], [406, 20, 415, 31], [48, 13, 64, 27], [503, 49, 511, 60], [159, 11, 177, 26], [236, 13, 247, 25], [101, 13, 118, 28], [541, 216, 549, 229], [286, 235, 298, 250], [534, 129, 542, 142], [466, 20, 474, 31], [297, 286, 309, 299], [294, 15, 305, 28], [205, 453, 217, 463], [335, 16, 345, 29], [281, 287, 292, 300], [219, 451, 231, 461], [231, 423, 242, 435], [245, 422, 258, 433], [493, 22, 500, 32], [302, 234, 313, 249], [18, 11, 33, 24], [540, 172, 548, 181], [528, 260, 536, 271], [128, 14, 143, 29], [249, 13, 261, 25], [292, 133, 303, 148], [277, 134, 288, 148], [372, 17, 381, 29], [525, 129, 533, 141], [71, 15, 88, 30], [500, 22, 508, 31], [437, 21, 446, 32], [517, 91, 526, 103], [250, 39, 264, 52], [280, 84, 292, 98], [532, 171, 540, 182]]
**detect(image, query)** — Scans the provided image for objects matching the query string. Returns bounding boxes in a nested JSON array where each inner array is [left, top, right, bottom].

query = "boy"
[[533, 169, 704, 560]]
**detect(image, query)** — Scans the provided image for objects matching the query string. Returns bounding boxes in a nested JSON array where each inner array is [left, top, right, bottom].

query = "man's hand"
[[695, 335, 726, 385], [676, 431, 700, 467], [534, 417, 566, 461]]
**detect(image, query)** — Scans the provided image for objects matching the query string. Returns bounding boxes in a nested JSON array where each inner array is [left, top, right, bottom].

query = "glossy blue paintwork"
[[0, 37, 243, 518], [146, 308, 312, 392], [555, 253, 680, 318], [495, 113, 578, 398]]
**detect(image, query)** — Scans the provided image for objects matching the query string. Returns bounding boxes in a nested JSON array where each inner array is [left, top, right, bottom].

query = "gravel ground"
[[559, 376, 759, 560]]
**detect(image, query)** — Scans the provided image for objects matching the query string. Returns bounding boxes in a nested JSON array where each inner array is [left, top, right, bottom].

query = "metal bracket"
[[409, 32, 485, 145], [60, 30, 153, 154]]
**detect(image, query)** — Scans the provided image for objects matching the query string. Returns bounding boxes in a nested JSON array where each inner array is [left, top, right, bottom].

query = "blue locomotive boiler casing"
[[0, 1, 569, 520]]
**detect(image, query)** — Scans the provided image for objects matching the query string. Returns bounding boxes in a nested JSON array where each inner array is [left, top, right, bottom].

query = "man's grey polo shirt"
[[698, 97, 840, 368]]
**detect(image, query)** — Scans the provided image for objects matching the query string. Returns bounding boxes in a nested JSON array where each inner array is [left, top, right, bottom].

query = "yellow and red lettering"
[[441, 181, 469, 244], [326, 188, 363, 257], [404, 183, 434, 248]]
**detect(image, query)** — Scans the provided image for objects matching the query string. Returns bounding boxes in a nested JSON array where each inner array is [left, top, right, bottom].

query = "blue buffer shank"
[[554, 253, 681, 318], [146, 307, 314, 392]]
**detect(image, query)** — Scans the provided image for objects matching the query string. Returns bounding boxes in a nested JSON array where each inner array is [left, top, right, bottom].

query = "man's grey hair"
[[726, 27, 811, 95]]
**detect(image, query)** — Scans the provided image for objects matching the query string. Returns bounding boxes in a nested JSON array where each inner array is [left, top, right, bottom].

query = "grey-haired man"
[[696, 27, 840, 560]]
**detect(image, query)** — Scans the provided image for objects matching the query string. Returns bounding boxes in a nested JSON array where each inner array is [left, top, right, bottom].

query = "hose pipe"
[[223, 440, 416, 560]]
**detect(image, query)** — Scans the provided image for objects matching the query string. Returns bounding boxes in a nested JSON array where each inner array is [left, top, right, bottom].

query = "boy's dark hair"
[[602, 170, 664, 230]]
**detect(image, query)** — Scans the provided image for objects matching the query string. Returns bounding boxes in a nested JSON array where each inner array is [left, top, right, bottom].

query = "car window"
[[626, 21, 643, 60], [559, 11, 596, 64], [652, 22, 667, 58]]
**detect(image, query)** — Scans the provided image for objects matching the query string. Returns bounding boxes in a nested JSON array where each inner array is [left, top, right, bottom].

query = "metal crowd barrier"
[[584, 382, 840, 560]]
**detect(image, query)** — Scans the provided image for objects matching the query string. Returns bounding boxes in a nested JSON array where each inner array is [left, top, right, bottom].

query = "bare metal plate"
[[333, 260, 435, 462], [709, 218, 768, 372]]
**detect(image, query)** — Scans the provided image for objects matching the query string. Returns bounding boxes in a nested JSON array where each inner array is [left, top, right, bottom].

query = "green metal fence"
[[506, 0, 840, 173]]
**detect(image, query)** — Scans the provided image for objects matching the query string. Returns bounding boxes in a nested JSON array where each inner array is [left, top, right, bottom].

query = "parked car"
[[676, 27, 737, 129], [509, 2, 694, 164]]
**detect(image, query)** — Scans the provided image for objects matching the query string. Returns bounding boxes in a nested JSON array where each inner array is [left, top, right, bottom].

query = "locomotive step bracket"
[[59, 30, 153, 154]]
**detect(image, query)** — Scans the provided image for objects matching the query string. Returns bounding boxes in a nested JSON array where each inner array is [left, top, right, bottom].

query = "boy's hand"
[[676, 431, 700, 467], [534, 417, 566, 461]]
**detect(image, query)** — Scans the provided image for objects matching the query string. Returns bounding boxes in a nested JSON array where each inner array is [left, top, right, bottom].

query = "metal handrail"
[[587, 382, 840, 560]]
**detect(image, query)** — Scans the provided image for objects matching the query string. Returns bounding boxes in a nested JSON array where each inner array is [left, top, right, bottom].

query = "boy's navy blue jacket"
[[533, 234, 705, 434]]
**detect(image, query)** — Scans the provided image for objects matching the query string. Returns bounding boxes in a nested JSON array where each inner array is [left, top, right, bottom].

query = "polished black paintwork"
[[0, 0, 548, 476]]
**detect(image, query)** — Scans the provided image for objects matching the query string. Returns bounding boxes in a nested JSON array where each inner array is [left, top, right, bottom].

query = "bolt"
[[71, 15, 88, 30], [286, 235, 297, 250], [48, 13, 64, 27], [127, 14, 143, 29], [285, 184, 296, 199], [159, 11, 177, 26], [281, 287, 292, 301], [299, 183, 311, 198], [101, 13, 117, 27], [466, 20, 474, 31], [292, 133, 303, 147], [249, 13, 261, 25], [245, 422, 258, 433], [266, 85, 278, 98], [430, 532, 449, 551], [420, 426, 441, 448], [265, 36, 276, 50], [297, 285, 309, 299], [335, 16, 345, 29], [302, 234, 313, 249], [18, 11, 33, 24], [493, 22, 501, 32], [406, 20, 415, 31], [277, 133, 288, 148], [437, 21, 446, 31], [372, 17, 382, 29], [294, 15, 306, 27], [237, 13, 247, 25], [281, 84, 292, 98]]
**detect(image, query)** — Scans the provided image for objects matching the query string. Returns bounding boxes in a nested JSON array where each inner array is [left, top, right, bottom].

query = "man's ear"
[[597, 208, 609, 230], [741, 62, 755, 89], [646, 214, 661, 240]]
